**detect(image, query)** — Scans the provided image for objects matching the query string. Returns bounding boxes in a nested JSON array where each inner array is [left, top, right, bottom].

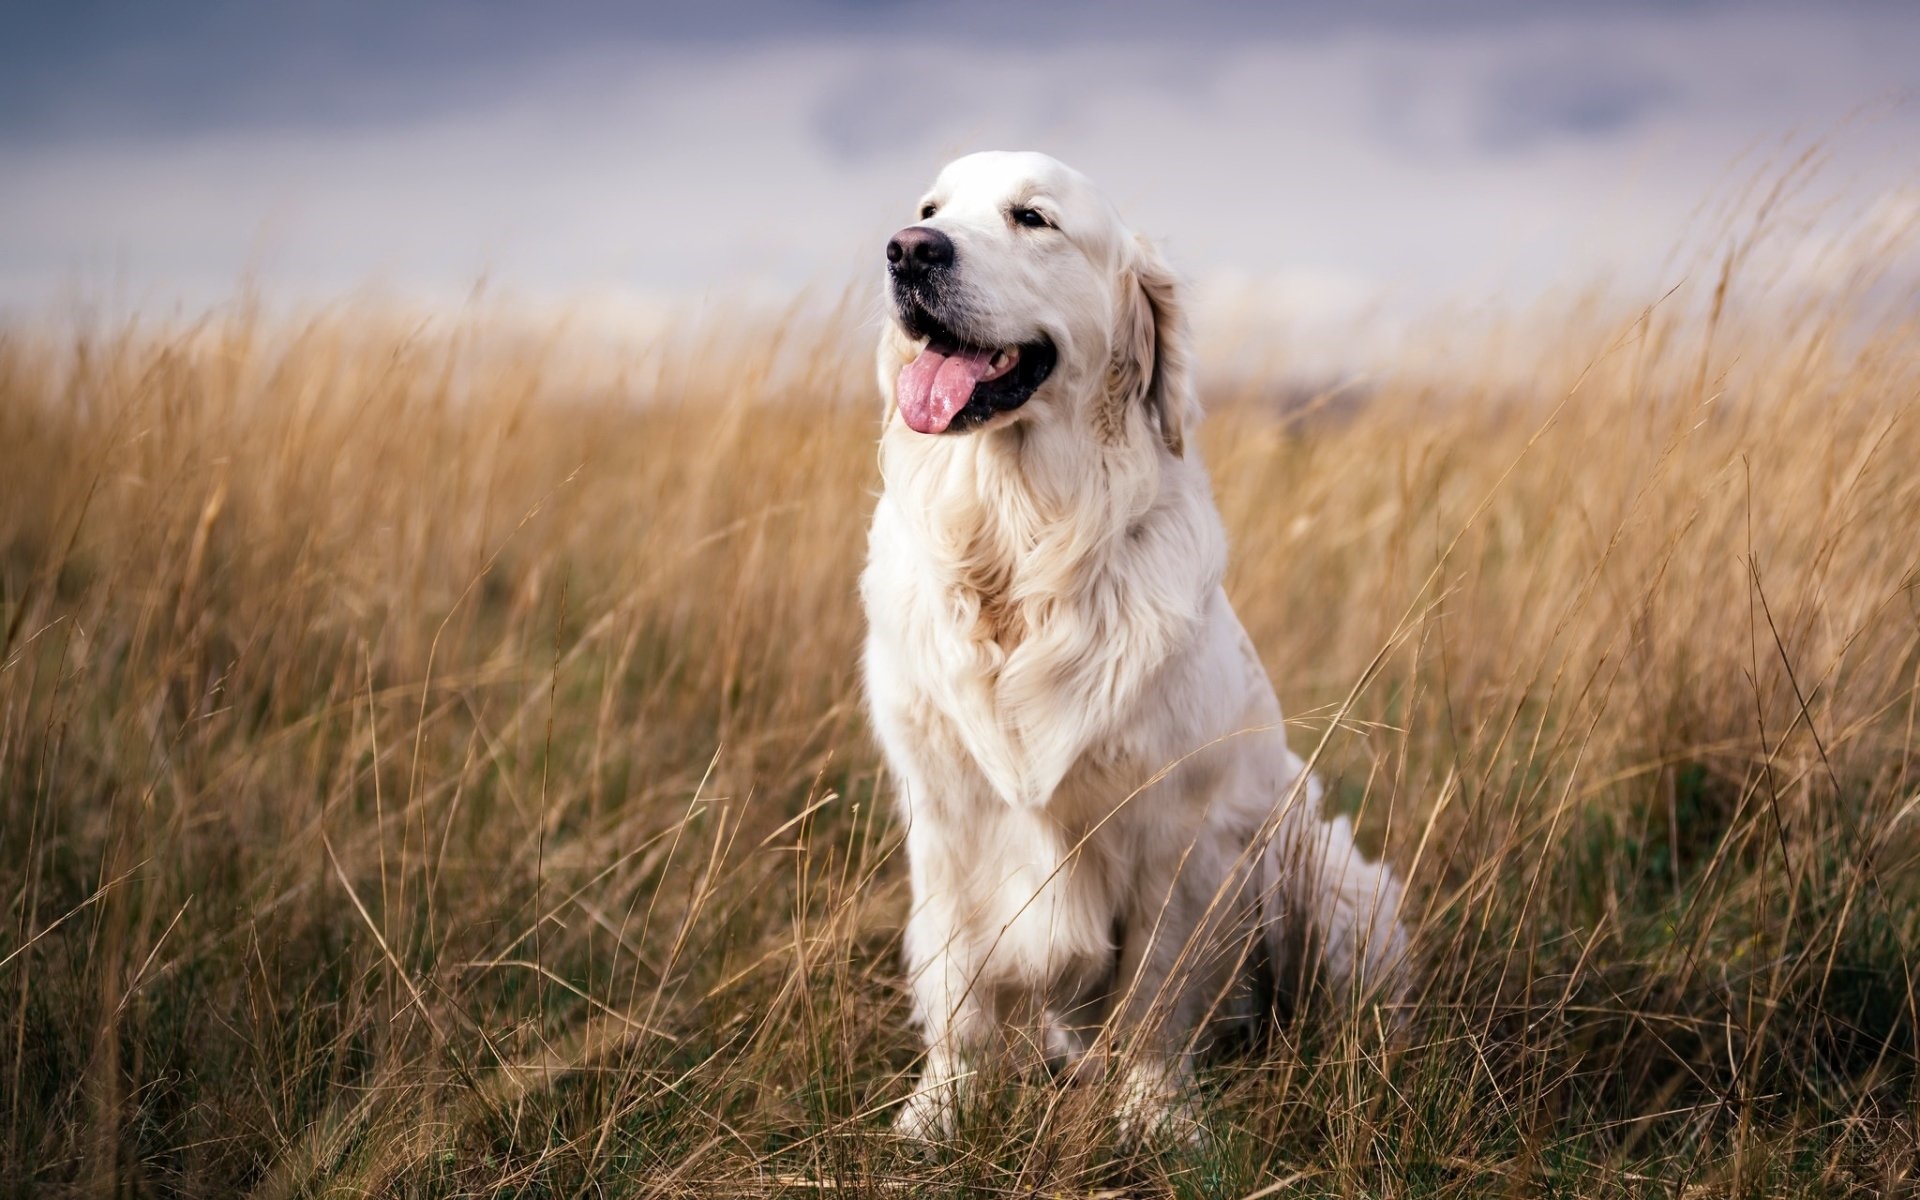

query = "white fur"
[[860, 151, 1408, 1142]]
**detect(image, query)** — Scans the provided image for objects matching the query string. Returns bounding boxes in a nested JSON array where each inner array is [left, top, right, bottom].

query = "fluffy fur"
[[860, 151, 1408, 1141]]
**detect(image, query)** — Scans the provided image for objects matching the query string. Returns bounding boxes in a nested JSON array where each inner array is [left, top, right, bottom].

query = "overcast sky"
[[2, 1, 1915, 341]]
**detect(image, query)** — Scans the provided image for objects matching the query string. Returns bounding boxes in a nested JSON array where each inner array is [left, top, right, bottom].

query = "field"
[[3, 231, 1919, 1196]]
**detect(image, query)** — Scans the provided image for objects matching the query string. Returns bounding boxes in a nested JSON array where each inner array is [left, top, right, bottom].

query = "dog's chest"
[[934, 507, 1045, 652], [864, 478, 1215, 810], [883, 565, 1089, 802]]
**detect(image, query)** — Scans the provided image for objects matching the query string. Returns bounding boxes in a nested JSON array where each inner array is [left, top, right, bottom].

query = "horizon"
[[4, 1, 1916, 365]]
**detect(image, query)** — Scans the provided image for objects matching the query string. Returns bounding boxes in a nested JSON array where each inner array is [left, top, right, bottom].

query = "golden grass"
[[2, 248, 1918, 1196]]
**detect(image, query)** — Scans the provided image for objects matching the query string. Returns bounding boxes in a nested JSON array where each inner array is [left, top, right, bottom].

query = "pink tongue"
[[897, 344, 996, 434]]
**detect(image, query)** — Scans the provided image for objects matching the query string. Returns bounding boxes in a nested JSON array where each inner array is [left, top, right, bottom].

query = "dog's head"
[[879, 151, 1193, 454]]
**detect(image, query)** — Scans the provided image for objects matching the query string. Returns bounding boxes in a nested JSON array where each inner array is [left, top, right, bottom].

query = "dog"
[[860, 151, 1408, 1142]]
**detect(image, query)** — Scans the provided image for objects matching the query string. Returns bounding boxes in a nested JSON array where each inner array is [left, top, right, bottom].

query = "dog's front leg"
[[1100, 844, 1262, 1143], [895, 904, 1004, 1141], [1102, 919, 1204, 1142]]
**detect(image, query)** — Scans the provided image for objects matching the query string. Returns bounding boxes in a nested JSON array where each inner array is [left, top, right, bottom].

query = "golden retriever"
[[861, 151, 1408, 1142]]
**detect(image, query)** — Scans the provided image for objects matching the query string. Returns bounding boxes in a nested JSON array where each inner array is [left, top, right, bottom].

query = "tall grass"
[[3, 248, 1918, 1195]]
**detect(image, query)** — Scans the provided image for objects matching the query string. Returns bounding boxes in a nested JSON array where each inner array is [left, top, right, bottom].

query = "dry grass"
[[3, 239, 1919, 1197]]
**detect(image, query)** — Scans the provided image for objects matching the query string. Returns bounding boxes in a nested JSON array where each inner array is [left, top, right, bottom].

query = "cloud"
[[1476, 54, 1683, 150], [813, 64, 962, 163], [0, 3, 1914, 333]]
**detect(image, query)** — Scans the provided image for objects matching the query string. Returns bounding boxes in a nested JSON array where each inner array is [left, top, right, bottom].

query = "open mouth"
[[894, 304, 1057, 435]]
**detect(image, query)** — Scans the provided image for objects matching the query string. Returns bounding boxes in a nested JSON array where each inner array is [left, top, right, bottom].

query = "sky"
[[2, 0, 1915, 348]]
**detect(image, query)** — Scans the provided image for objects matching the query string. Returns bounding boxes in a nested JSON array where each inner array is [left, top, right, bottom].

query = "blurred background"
[[4, 0, 1916, 368]]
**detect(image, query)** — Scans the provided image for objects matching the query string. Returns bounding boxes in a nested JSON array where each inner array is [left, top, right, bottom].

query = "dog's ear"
[[1110, 235, 1195, 456]]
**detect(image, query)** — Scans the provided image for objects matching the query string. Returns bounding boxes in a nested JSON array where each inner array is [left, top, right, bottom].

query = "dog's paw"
[[1111, 1065, 1203, 1148], [892, 1083, 958, 1143]]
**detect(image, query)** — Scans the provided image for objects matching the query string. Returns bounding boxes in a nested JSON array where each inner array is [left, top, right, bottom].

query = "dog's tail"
[[1260, 803, 1410, 1014]]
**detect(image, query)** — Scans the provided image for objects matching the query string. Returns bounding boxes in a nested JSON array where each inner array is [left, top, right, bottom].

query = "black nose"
[[886, 226, 954, 276]]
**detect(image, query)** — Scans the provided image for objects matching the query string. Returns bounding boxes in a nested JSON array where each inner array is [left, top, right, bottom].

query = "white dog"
[[860, 151, 1408, 1142]]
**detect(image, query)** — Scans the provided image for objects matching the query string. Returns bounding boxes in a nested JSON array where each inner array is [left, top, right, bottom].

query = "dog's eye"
[[1010, 207, 1052, 230], [919, 203, 938, 220]]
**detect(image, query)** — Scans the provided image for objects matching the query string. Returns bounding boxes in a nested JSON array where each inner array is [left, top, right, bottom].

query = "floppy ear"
[[1109, 235, 1196, 456]]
